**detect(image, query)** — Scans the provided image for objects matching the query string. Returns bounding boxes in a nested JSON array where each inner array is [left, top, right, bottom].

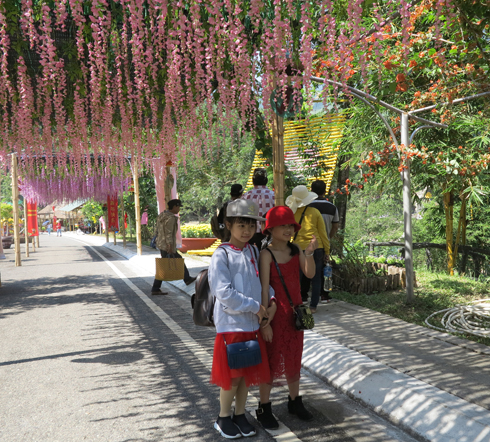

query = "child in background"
[[256, 206, 317, 430], [209, 199, 270, 439]]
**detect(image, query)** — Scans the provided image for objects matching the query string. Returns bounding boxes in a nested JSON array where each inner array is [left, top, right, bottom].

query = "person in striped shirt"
[[242, 168, 275, 249]]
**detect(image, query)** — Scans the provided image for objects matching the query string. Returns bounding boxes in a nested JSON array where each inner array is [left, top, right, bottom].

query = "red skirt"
[[211, 330, 270, 390]]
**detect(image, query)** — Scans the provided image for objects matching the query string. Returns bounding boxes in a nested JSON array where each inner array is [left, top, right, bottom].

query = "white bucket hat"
[[285, 185, 318, 213]]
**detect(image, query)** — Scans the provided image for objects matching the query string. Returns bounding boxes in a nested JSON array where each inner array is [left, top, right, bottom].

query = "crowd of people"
[[151, 168, 340, 438]]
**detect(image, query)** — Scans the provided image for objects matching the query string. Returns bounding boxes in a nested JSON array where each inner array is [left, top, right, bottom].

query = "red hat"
[[263, 206, 302, 235]]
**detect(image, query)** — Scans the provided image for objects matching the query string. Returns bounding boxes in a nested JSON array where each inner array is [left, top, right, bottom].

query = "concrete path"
[[92, 234, 490, 442], [3, 233, 423, 442], [3, 233, 490, 441]]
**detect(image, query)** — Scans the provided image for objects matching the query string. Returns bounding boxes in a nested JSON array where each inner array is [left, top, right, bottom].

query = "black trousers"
[[300, 249, 325, 308], [151, 250, 190, 290]]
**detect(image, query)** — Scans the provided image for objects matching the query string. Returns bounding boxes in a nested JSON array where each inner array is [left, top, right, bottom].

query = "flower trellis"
[[0, 0, 455, 189]]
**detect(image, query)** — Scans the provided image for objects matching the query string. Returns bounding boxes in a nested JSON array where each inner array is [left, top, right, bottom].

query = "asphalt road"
[[0, 235, 417, 442]]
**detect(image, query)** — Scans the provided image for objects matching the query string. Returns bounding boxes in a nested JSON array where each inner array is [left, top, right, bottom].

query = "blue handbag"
[[223, 334, 262, 370]]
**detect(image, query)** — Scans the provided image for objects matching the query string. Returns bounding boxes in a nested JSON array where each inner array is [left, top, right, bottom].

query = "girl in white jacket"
[[209, 199, 269, 439]]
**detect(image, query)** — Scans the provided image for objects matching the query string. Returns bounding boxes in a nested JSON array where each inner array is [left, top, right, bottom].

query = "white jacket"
[[208, 243, 261, 334]]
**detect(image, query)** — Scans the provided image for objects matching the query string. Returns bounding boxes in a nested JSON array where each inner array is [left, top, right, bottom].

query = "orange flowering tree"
[[314, 0, 490, 274]]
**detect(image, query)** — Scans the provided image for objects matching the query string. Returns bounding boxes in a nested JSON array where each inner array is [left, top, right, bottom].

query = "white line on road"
[[74, 238, 302, 442]]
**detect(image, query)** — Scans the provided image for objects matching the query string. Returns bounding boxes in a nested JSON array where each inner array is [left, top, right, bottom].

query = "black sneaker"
[[214, 416, 242, 439], [256, 402, 279, 430], [232, 414, 256, 437]]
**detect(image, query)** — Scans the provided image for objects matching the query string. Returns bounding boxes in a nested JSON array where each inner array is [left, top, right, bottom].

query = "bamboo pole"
[[0, 184, 4, 259], [11, 154, 21, 266], [272, 113, 285, 206], [24, 200, 29, 257], [133, 158, 142, 255], [36, 212, 40, 247], [104, 211, 109, 243], [0, 228, 4, 259], [443, 188, 454, 275], [121, 193, 127, 248], [454, 196, 466, 264]]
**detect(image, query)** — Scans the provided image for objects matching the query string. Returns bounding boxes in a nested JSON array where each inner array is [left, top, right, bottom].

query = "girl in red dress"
[[256, 206, 317, 429]]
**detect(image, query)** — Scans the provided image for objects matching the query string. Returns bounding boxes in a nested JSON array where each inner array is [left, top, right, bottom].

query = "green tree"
[[317, 1, 490, 274], [80, 200, 103, 226], [176, 115, 255, 224], [0, 202, 13, 220], [0, 172, 12, 203]]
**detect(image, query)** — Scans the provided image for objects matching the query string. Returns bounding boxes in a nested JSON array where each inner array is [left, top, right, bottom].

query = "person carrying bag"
[[150, 199, 196, 295], [155, 253, 185, 281], [208, 199, 271, 439]]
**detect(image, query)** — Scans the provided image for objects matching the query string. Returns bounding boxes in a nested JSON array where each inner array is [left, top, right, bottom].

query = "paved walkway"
[[56, 234, 490, 441]]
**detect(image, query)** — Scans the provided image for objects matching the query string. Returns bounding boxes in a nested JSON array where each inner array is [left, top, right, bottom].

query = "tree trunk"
[[425, 248, 433, 271], [460, 214, 468, 275], [443, 188, 454, 275], [453, 195, 466, 272], [474, 255, 481, 279]]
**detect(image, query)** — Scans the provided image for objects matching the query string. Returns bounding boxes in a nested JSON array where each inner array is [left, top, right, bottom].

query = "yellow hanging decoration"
[[245, 113, 346, 192]]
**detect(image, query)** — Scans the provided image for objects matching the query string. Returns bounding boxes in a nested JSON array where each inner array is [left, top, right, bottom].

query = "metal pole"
[[133, 158, 142, 255], [401, 113, 414, 303], [11, 154, 21, 266]]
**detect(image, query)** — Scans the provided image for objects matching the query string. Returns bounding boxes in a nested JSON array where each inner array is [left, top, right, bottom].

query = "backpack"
[[191, 245, 258, 327], [210, 202, 230, 241], [191, 268, 214, 327], [191, 247, 229, 327], [210, 214, 224, 241]]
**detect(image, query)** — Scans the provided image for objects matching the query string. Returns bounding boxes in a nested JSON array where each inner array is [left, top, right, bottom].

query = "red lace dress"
[[266, 253, 304, 386]]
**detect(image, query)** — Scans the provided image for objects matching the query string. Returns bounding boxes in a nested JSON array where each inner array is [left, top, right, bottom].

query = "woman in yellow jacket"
[[286, 185, 330, 313]]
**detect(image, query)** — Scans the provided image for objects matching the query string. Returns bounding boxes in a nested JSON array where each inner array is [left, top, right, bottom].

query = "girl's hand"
[[262, 303, 277, 327], [256, 304, 268, 324], [260, 324, 273, 343], [305, 235, 318, 256]]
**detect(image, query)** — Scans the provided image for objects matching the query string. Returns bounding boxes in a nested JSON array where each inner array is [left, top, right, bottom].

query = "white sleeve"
[[208, 249, 260, 314]]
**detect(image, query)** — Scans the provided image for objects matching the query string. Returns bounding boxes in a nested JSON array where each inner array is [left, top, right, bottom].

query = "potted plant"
[[180, 224, 216, 253]]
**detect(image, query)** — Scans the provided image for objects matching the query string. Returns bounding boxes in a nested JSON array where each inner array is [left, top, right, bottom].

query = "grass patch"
[[332, 269, 490, 346]]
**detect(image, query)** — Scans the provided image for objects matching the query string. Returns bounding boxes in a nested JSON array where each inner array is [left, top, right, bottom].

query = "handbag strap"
[[293, 207, 307, 241], [265, 248, 295, 310], [223, 332, 258, 346]]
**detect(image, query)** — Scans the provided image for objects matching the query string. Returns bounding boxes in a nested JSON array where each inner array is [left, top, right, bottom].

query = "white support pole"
[[401, 113, 414, 303]]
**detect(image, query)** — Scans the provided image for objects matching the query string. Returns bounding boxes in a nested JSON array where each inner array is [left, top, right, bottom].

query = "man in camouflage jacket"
[[151, 199, 195, 295]]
